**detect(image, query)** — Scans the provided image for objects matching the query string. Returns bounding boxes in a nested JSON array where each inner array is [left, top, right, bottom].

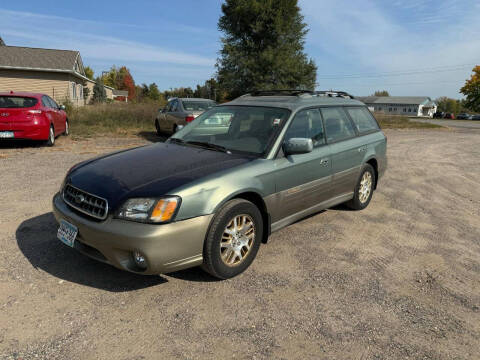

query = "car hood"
[[67, 142, 253, 212]]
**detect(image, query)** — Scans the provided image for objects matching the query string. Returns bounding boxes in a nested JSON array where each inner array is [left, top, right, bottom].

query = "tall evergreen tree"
[[92, 79, 107, 104], [216, 0, 317, 99]]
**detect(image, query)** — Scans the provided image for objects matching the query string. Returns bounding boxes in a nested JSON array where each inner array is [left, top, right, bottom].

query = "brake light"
[[28, 110, 42, 114], [185, 115, 195, 123]]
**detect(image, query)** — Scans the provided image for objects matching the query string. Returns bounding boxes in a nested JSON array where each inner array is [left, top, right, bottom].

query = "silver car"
[[155, 97, 216, 135]]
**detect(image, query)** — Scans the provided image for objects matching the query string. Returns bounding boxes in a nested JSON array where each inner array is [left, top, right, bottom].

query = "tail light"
[[185, 115, 195, 123]]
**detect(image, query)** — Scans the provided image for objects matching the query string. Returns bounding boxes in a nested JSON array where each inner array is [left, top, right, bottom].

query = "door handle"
[[358, 146, 367, 152], [320, 159, 329, 166]]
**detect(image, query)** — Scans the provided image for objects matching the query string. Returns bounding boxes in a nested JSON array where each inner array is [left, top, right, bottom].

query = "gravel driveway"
[[1, 129, 479, 360]]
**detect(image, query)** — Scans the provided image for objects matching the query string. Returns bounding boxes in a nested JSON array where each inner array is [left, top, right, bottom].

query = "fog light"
[[133, 251, 147, 269]]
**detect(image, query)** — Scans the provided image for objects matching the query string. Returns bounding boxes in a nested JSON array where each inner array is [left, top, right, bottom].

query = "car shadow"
[[0, 139, 44, 149], [137, 131, 168, 143], [16, 213, 168, 292]]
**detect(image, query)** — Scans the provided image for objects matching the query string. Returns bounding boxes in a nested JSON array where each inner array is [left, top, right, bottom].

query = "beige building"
[[0, 44, 124, 106]]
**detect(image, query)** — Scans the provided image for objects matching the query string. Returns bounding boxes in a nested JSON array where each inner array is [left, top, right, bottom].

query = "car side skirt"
[[269, 192, 354, 233]]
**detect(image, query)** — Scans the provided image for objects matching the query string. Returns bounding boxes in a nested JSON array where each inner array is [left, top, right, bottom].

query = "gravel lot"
[[1, 129, 479, 360]]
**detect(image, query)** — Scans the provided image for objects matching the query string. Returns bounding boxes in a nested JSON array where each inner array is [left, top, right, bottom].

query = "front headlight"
[[116, 196, 181, 223]]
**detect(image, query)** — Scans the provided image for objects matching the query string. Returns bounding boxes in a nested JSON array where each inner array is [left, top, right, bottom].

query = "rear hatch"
[[0, 96, 39, 130]]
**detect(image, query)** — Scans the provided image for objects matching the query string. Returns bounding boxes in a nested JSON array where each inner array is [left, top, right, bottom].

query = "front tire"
[[202, 199, 263, 279], [347, 164, 375, 210], [46, 125, 55, 147]]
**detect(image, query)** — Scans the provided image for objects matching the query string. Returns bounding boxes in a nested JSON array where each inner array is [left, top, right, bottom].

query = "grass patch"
[[68, 103, 161, 137], [375, 114, 443, 129]]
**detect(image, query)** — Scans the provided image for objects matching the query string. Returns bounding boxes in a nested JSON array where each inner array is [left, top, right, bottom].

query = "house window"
[[389, 107, 392, 112], [403, 108, 407, 112], [408, 108, 412, 112], [72, 82, 77, 99], [79, 85, 83, 99]]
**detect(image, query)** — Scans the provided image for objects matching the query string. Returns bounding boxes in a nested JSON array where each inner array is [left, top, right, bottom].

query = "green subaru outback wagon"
[[53, 90, 387, 279]]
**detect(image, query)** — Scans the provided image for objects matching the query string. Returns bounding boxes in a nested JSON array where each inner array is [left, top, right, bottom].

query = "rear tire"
[[64, 120, 69, 136], [46, 125, 55, 147], [346, 164, 375, 210], [202, 199, 263, 279]]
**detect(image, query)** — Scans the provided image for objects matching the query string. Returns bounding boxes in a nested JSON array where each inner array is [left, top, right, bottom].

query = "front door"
[[272, 108, 332, 222]]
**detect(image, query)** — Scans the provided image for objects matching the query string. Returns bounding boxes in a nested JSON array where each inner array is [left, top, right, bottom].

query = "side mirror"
[[59, 105, 66, 111], [283, 138, 313, 155]]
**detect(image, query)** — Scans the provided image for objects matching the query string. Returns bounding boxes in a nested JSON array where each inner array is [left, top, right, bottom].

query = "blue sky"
[[1, 0, 479, 98]]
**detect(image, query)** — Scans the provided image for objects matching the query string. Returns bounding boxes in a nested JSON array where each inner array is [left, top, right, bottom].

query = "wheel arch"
[[217, 191, 271, 244]]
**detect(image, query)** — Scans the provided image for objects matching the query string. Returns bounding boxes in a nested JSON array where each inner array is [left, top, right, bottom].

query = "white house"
[[357, 96, 437, 118]]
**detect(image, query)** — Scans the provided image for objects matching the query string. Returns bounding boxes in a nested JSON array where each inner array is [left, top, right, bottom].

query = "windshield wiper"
[[185, 141, 231, 154], [168, 137, 185, 145]]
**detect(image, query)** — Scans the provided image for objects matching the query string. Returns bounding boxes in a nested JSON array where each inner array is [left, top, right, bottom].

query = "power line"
[[317, 63, 476, 79]]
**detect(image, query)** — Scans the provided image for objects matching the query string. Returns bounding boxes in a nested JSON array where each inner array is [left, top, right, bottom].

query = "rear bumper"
[[52, 193, 213, 275], [0, 123, 49, 140]]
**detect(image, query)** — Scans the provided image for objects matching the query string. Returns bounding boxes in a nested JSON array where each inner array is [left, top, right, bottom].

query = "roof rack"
[[314, 91, 355, 99], [248, 89, 316, 97]]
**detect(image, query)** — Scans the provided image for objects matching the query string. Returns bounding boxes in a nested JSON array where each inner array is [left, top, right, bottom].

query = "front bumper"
[[52, 193, 213, 275]]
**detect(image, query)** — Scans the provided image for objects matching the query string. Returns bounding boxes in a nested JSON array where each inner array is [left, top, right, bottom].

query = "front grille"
[[63, 184, 109, 220]]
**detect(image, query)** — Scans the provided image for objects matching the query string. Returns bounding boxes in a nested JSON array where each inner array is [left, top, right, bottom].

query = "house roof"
[[357, 96, 433, 105], [0, 45, 90, 81]]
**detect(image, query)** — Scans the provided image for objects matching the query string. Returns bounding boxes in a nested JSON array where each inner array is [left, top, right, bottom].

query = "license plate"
[[0, 131, 14, 138], [57, 220, 78, 248]]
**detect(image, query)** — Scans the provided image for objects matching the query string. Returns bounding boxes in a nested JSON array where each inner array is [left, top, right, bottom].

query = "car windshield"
[[182, 101, 216, 112], [170, 106, 291, 156], [0, 96, 38, 108]]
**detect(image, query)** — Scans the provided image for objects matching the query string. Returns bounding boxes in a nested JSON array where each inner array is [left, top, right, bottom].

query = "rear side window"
[[285, 108, 325, 147], [346, 107, 379, 133], [0, 96, 38, 108], [321, 107, 356, 143]]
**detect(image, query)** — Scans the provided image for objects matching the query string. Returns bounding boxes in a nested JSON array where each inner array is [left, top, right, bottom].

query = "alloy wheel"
[[220, 214, 255, 267], [359, 171, 372, 203]]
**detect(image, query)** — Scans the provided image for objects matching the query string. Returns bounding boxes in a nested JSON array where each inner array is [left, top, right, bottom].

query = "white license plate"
[[0, 131, 14, 138], [57, 220, 78, 248]]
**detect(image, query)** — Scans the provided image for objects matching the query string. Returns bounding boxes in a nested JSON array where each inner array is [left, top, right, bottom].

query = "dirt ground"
[[0, 128, 479, 360]]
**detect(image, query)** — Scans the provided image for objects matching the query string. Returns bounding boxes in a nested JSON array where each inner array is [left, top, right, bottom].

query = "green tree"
[[373, 90, 389, 96], [92, 78, 107, 103], [460, 65, 480, 112], [435, 97, 464, 114], [148, 83, 161, 101], [84, 66, 94, 80], [216, 0, 317, 99]]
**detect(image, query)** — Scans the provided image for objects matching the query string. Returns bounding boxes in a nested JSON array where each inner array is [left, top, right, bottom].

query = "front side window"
[[321, 107, 356, 143], [170, 100, 178, 112], [171, 106, 290, 156], [284, 108, 325, 147], [346, 107, 379, 134]]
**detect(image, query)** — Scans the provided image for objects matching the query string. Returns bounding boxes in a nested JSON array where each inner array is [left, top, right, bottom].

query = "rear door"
[[272, 108, 332, 221], [46, 96, 64, 134], [321, 107, 364, 197], [41, 96, 56, 129]]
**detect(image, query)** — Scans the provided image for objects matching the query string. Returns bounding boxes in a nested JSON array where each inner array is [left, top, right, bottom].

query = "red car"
[[0, 91, 69, 146], [444, 113, 455, 120]]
